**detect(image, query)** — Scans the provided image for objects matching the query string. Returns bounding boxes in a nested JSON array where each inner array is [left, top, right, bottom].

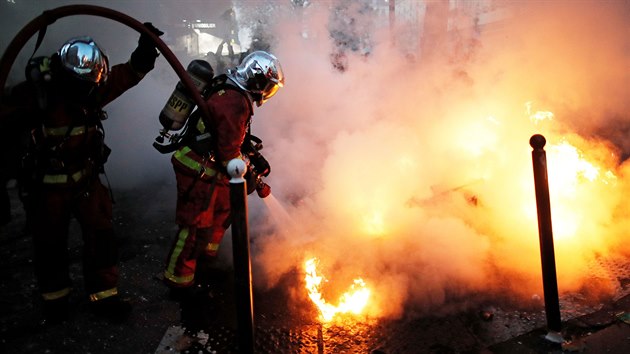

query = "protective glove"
[[139, 22, 164, 50], [130, 22, 164, 74]]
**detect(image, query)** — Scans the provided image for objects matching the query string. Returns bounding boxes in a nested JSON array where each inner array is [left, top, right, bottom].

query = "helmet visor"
[[251, 58, 283, 101], [261, 81, 280, 101], [59, 38, 109, 84]]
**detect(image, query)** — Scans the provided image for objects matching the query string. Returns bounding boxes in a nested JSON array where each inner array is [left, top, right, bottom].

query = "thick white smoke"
[[247, 0, 630, 319], [2, 0, 629, 320]]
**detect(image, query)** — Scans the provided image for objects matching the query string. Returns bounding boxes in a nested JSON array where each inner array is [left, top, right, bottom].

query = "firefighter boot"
[[42, 296, 69, 325], [90, 295, 132, 323]]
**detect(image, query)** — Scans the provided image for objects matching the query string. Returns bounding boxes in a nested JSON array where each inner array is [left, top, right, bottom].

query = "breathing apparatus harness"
[[21, 53, 113, 204], [154, 73, 271, 198], [0, 5, 200, 201]]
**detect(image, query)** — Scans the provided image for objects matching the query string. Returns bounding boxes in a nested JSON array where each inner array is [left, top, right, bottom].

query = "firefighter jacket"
[[171, 81, 254, 182], [6, 58, 144, 185], [0, 58, 148, 303], [165, 81, 253, 287]]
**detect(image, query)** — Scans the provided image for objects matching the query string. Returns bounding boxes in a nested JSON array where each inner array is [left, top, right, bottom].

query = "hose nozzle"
[[256, 179, 271, 198]]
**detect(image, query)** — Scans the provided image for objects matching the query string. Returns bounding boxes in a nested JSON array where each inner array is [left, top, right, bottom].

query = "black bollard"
[[529, 134, 563, 340], [227, 159, 254, 353]]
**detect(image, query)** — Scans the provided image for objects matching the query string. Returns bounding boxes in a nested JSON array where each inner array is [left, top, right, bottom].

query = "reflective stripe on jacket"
[[42, 168, 87, 184], [89, 287, 118, 302], [172, 146, 218, 179], [42, 287, 71, 301]]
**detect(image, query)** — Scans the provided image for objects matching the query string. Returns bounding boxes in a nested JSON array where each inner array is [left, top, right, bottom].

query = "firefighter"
[[0, 23, 164, 324], [163, 50, 284, 300]]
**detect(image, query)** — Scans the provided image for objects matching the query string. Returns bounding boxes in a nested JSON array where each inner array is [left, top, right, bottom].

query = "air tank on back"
[[158, 59, 214, 131]]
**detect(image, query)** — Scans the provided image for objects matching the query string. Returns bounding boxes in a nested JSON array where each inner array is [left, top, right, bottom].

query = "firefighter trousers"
[[32, 177, 120, 302], [163, 165, 231, 288]]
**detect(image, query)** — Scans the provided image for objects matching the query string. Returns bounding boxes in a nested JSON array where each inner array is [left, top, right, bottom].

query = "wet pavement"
[[1, 179, 630, 354]]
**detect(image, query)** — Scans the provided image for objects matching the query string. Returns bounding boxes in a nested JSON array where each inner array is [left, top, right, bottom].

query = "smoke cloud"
[[2, 0, 629, 320], [247, 0, 630, 319]]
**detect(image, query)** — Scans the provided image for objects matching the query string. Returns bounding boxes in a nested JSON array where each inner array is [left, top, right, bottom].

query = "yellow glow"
[[304, 257, 371, 322], [308, 95, 623, 312], [363, 210, 385, 236], [548, 141, 599, 187], [529, 137, 616, 241]]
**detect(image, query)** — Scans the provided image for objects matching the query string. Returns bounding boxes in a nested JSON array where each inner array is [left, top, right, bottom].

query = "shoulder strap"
[[205, 74, 254, 117], [156, 75, 253, 155], [30, 26, 48, 61]]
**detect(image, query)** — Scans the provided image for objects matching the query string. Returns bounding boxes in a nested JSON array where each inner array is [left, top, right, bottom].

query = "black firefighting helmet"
[[228, 50, 284, 106], [57, 36, 109, 85]]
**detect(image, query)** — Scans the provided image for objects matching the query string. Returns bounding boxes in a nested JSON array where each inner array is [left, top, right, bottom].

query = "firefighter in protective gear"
[[0, 23, 164, 324], [163, 51, 284, 296]]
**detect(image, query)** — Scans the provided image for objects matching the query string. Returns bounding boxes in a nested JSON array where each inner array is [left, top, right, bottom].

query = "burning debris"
[[304, 257, 371, 323], [1, 0, 629, 352]]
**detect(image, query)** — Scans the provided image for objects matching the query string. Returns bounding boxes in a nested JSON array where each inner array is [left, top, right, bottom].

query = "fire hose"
[[0, 4, 273, 199], [0, 6, 259, 351], [0, 4, 210, 123]]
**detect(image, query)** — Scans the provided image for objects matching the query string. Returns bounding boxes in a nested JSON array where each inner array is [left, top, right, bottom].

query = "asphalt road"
[[2, 179, 630, 353]]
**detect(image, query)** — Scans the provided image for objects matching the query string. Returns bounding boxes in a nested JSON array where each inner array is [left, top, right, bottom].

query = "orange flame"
[[304, 257, 371, 322], [541, 139, 617, 241]]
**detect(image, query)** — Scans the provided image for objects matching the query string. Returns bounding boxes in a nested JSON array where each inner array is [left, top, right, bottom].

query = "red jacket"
[[3, 60, 143, 180], [172, 83, 253, 179], [206, 86, 253, 167]]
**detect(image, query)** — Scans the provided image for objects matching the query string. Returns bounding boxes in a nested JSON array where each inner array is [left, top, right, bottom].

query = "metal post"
[[529, 134, 563, 342], [227, 159, 254, 353]]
